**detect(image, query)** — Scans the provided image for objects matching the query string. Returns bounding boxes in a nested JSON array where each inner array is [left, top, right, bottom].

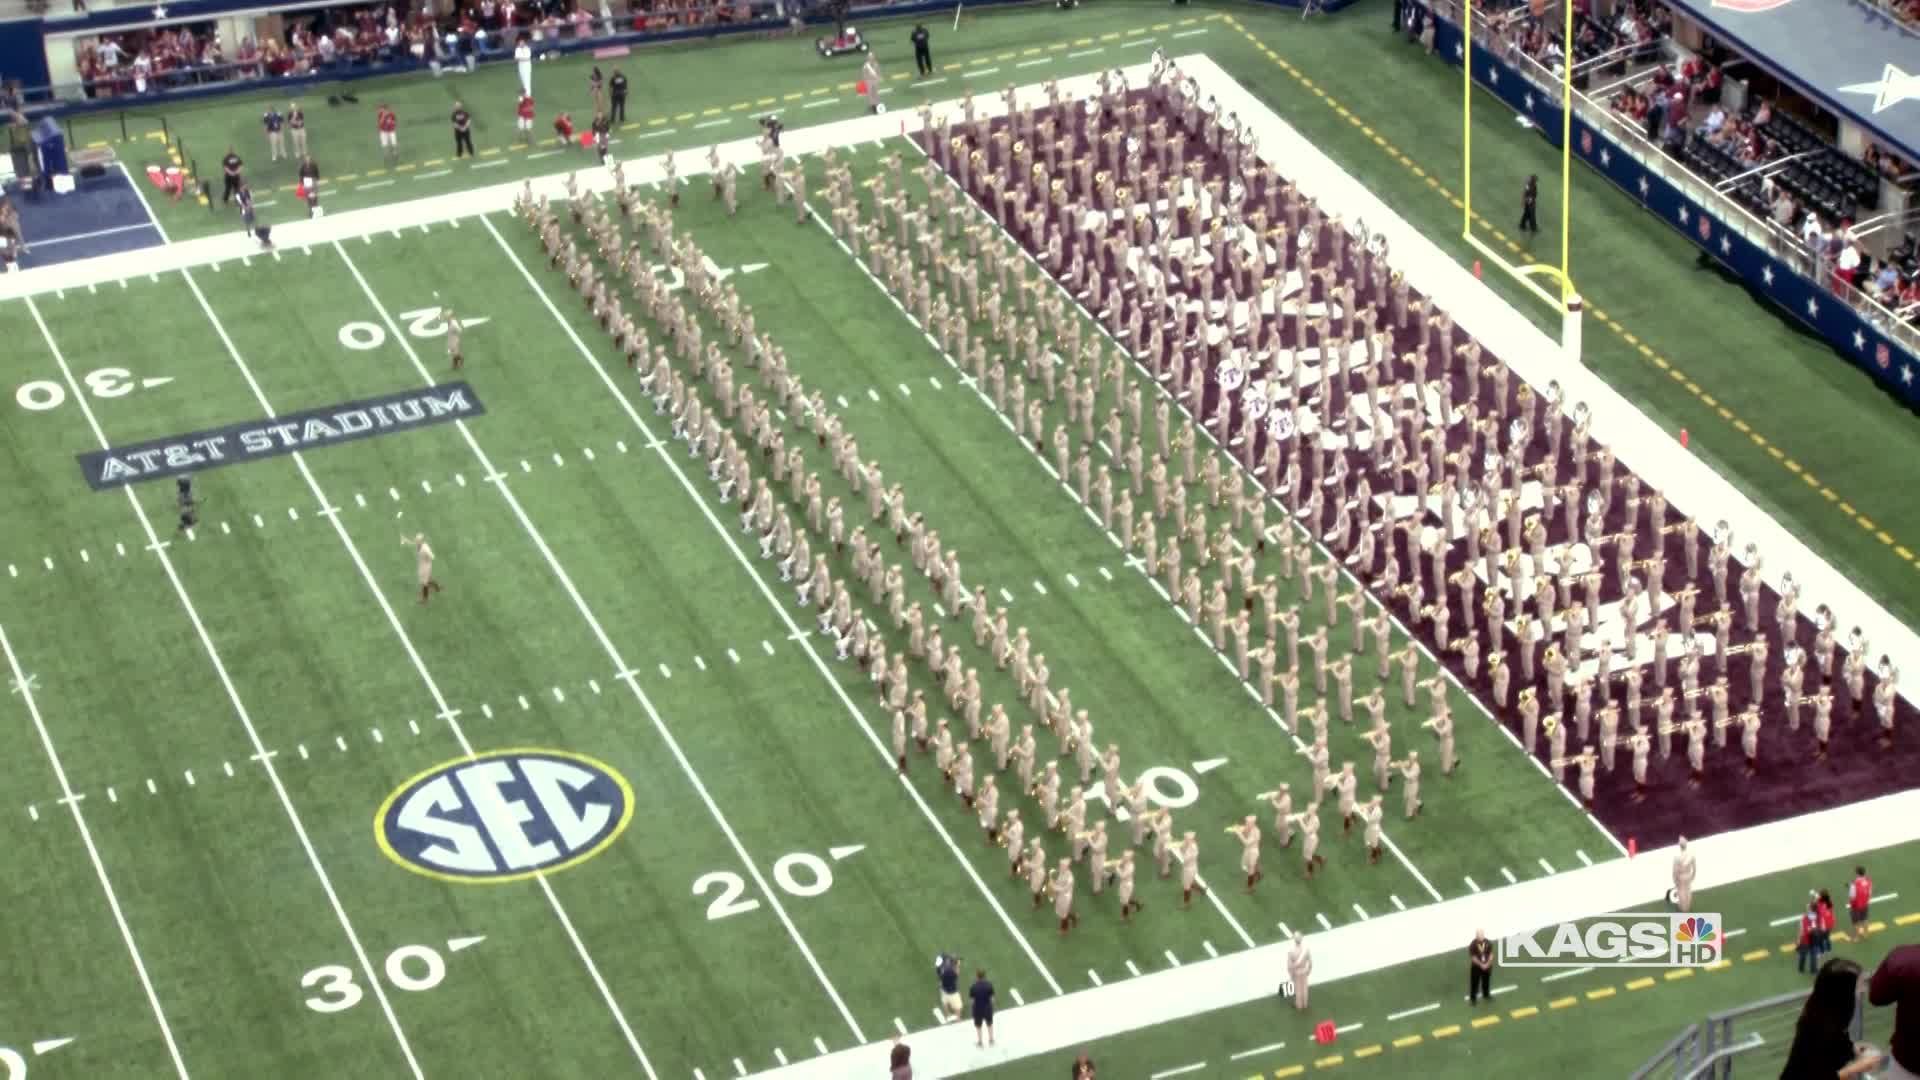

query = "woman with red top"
[[1797, 898, 1820, 974], [1816, 889, 1837, 960]]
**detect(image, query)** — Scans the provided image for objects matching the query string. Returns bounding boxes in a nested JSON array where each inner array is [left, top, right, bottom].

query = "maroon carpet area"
[[908, 85, 1915, 849]]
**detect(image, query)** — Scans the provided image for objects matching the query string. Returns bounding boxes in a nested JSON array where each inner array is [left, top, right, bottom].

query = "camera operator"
[[935, 952, 962, 1021]]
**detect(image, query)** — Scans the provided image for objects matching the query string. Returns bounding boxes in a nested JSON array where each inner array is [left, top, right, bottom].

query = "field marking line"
[[188, 261, 666, 1076], [337, 237, 866, 1045], [481, 213, 1065, 998], [1386, 1001, 1440, 1022], [27, 295, 426, 1079], [797, 196, 1261, 950], [0, 622, 190, 1078], [25, 221, 159, 249], [118, 161, 174, 245], [899, 129, 1462, 897]]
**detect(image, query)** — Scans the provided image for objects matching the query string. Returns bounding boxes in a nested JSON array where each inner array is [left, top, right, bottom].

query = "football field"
[[6, 22, 1919, 1080], [0, 139, 1613, 1080]]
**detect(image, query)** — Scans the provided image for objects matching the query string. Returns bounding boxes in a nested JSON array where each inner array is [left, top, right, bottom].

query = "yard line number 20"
[[694, 851, 839, 921]]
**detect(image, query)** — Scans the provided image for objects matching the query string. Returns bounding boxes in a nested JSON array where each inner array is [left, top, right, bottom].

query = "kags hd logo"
[[1498, 912, 1723, 968], [377, 749, 634, 883]]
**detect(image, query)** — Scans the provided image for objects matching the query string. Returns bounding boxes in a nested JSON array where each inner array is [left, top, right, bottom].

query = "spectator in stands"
[[1869, 945, 1920, 1079], [1697, 103, 1726, 140], [1772, 188, 1798, 228], [888, 1035, 912, 1079], [1783, 957, 1882, 1078], [1837, 236, 1862, 292], [1874, 261, 1902, 304]]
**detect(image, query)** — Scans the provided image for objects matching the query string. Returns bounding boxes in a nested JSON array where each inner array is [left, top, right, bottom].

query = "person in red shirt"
[[552, 110, 573, 148], [1797, 899, 1820, 974], [1816, 889, 1836, 959], [1869, 944, 1920, 1079], [376, 103, 398, 164], [516, 93, 535, 144], [1851, 867, 1873, 938]]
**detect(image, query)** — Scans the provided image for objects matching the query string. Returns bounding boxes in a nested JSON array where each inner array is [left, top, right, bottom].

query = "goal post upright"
[[1459, 0, 1585, 365]]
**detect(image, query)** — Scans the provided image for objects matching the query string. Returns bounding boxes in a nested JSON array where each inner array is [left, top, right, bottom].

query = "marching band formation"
[[508, 52, 1904, 952]]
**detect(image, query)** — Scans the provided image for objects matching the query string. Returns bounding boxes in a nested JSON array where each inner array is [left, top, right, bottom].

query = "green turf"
[[7, 2, 1919, 1075]]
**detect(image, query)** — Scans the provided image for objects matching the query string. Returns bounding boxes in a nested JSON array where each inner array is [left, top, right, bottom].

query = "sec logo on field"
[[377, 749, 634, 883]]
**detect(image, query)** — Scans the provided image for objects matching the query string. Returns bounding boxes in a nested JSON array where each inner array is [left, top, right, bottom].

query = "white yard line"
[[353, 235, 872, 1041], [118, 161, 174, 245], [482, 213, 1066, 998], [794, 193, 1264, 950], [24, 220, 158, 249], [0, 623, 189, 1077], [182, 263, 660, 1078], [25, 296, 426, 1079], [1539, 966, 1593, 983], [347, 235, 871, 1053]]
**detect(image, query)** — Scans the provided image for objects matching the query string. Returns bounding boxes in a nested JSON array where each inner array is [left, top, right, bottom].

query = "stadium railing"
[[1414, 0, 1920, 408], [1630, 986, 1863, 1080]]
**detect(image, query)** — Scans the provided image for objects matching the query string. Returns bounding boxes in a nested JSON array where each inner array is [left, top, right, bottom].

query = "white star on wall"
[[1455, 42, 1465, 60], [1678, 205, 1689, 224], [1525, 93, 1535, 111], [1489, 68, 1500, 86], [1807, 296, 1821, 317], [1763, 266, 1775, 286], [1637, 176, 1650, 196], [1838, 64, 1920, 115], [1600, 148, 1611, 167], [1854, 329, 1867, 350], [1904, 366, 1914, 386], [1720, 235, 1732, 255], [152, 3, 168, 16]]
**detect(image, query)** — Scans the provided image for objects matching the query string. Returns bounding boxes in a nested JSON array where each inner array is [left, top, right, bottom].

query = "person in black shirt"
[[969, 969, 995, 1048], [1468, 929, 1494, 1004], [176, 476, 197, 533], [236, 182, 270, 249], [220, 147, 243, 204], [262, 107, 284, 161], [297, 155, 321, 217], [911, 23, 933, 77], [1519, 174, 1540, 235], [609, 70, 628, 124], [451, 101, 475, 158], [1782, 958, 1881, 1079], [935, 953, 961, 1020], [591, 111, 611, 165]]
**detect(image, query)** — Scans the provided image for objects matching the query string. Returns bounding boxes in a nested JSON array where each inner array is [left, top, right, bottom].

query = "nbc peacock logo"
[[1672, 916, 1721, 965]]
